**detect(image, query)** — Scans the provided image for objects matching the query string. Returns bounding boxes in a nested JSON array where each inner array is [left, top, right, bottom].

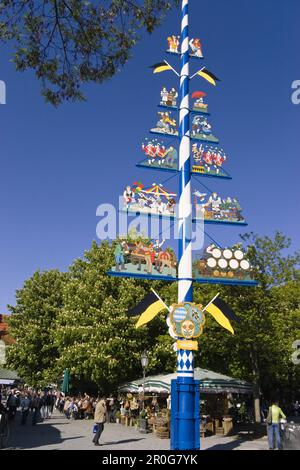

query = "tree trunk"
[[250, 346, 261, 423]]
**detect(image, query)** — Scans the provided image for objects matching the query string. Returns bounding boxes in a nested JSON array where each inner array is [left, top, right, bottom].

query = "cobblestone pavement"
[[4, 411, 269, 450]]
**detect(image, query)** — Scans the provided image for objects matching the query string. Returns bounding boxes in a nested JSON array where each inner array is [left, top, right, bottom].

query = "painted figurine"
[[155, 111, 177, 135], [195, 192, 244, 222], [114, 241, 127, 272], [213, 150, 226, 173], [167, 35, 180, 53], [160, 87, 168, 106], [160, 87, 178, 107], [165, 145, 178, 167], [192, 91, 208, 112], [191, 116, 217, 141], [189, 38, 203, 57], [123, 185, 135, 209], [192, 143, 204, 164]]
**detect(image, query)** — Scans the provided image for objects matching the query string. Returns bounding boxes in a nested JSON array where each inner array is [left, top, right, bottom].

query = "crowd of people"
[[1, 386, 298, 449], [2, 388, 56, 425], [0, 387, 163, 426]]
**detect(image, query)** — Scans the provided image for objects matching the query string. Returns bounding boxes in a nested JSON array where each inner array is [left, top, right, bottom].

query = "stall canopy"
[[119, 368, 253, 395], [0, 368, 21, 385]]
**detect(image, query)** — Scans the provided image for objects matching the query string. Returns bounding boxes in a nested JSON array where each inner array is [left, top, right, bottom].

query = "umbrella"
[[192, 91, 207, 99], [61, 368, 70, 394]]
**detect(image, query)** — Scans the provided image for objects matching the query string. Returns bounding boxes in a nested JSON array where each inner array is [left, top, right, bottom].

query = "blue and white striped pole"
[[171, 0, 200, 451], [178, 0, 193, 309]]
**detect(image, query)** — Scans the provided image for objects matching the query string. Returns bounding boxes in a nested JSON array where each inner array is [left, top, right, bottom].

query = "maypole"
[[171, 0, 200, 451], [178, 0, 193, 305], [108, 0, 258, 452]]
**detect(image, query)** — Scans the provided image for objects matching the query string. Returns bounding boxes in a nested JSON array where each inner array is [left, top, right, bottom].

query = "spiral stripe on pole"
[[178, 0, 193, 305]]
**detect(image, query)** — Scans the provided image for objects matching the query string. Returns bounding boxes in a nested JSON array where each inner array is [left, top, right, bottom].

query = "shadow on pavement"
[[206, 437, 251, 450], [5, 412, 84, 450], [104, 438, 145, 446]]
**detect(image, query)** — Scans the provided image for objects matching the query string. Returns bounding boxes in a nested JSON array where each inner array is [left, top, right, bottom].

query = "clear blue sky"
[[0, 0, 299, 313]]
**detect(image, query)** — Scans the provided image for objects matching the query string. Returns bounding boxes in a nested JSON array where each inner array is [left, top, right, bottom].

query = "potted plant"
[[139, 409, 148, 434]]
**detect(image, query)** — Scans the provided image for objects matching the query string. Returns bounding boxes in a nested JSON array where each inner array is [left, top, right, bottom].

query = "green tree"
[[51, 241, 174, 393], [0, 0, 178, 105], [195, 232, 300, 421], [6, 270, 66, 386]]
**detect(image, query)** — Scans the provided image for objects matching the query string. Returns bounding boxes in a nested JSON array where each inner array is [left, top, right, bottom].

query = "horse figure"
[[157, 251, 175, 275]]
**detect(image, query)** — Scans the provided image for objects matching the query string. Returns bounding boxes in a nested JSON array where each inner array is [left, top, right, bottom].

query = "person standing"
[[92, 397, 107, 446], [20, 393, 32, 425], [267, 399, 286, 450], [6, 390, 18, 420], [31, 393, 42, 426], [46, 392, 54, 418]]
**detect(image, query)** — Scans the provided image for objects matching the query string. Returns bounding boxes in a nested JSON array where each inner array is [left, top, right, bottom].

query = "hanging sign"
[[167, 36, 203, 58], [140, 138, 178, 171], [192, 91, 209, 114], [122, 182, 177, 217], [111, 238, 177, 278], [193, 244, 255, 284], [192, 143, 228, 177], [159, 87, 178, 109], [193, 191, 245, 224], [191, 115, 219, 143], [151, 111, 178, 136]]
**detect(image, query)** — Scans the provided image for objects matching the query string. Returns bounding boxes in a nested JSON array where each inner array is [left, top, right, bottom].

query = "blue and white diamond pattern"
[[177, 349, 194, 377]]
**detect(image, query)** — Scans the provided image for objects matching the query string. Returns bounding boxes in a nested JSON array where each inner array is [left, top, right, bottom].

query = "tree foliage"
[[0, 0, 178, 105], [6, 270, 67, 386], [6, 232, 300, 399]]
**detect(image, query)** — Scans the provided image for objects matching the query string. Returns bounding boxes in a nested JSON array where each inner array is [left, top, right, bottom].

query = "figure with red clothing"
[[213, 150, 226, 174], [123, 185, 135, 209], [203, 149, 213, 172]]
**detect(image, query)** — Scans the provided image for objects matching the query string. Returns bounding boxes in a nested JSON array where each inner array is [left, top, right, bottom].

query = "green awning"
[[0, 368, 21, 384], [119, 368, 253, 395]]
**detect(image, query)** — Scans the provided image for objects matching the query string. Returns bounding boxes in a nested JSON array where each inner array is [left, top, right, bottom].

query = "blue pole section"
[[171, 0, 200, 451]]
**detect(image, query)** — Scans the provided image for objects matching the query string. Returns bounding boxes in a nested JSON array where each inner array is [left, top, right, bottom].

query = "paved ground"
[[3, 411, 270, 450]]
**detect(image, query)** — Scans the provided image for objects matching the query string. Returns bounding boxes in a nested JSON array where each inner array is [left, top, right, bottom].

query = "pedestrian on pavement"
[[92, 397, 107, 446], [64, 397, 71, 419], [6, 390, 18, 420], [40, 392, 49, 420], [20, 392, 32, 425], [45, 392, 54, 418], [31, 392, 42, 425], [267, 399, 286, 450]]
